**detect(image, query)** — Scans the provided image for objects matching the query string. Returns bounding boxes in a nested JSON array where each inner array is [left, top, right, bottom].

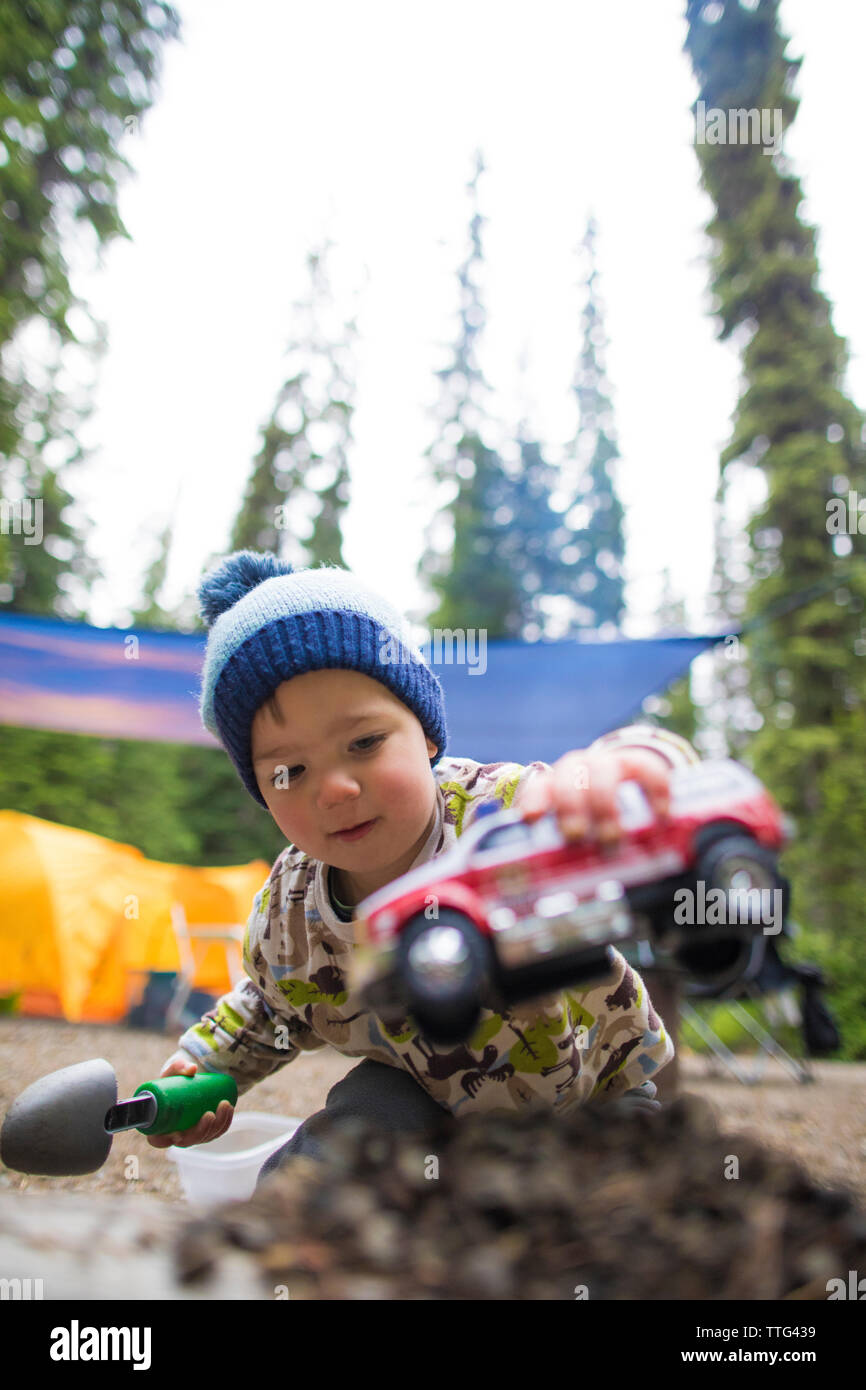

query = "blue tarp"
[[437, 632, 725, 763], [0, 612, 728, 764]]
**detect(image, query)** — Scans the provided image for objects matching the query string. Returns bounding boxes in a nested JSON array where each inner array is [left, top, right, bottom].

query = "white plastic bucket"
[[166, 1111, 303, 1207]]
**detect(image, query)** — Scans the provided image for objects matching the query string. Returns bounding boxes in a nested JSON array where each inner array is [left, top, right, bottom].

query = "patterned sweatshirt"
[[170, 725, 700, 1117]]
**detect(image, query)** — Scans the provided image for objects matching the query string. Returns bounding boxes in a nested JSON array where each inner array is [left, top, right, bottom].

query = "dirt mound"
[[173, 1094, 866, 1300]]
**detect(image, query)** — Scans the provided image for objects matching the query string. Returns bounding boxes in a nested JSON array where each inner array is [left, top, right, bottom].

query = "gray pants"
[[255, 1058, 454, 1190]]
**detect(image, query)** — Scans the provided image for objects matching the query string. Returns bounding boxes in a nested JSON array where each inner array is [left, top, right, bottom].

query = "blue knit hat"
[[197, 550, 448, 808]]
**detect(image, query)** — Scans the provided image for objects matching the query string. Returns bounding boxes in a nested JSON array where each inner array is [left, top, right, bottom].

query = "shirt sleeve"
[[588, 723, 700, 769], [169, 871, 325, 1099], [573, 948, 676, 1104]]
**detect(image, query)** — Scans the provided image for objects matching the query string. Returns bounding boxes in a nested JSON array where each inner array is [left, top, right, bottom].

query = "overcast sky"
[[62, 0, 866, 640]]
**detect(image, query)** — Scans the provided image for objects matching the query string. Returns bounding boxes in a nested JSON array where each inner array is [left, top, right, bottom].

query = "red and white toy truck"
[[347, 758, 792, 1043]]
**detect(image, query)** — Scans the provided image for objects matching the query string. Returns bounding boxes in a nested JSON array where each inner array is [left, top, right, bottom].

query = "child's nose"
[[317, 770, 362, 808]]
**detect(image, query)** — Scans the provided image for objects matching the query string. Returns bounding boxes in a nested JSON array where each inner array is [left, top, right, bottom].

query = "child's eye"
[[354, 734, 386, 752], [269, 764, 303, 787], [268, 735, 385, 787]]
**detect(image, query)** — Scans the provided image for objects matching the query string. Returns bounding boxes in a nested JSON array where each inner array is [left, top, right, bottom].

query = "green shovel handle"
[[132, 1072, 238, 1136]]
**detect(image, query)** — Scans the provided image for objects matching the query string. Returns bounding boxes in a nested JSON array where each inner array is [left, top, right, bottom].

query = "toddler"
[[147, 550, 699, 1184]]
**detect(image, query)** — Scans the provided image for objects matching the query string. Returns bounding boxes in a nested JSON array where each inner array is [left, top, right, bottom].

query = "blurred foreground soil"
[[177, 1092, 866, 1299], [1, 1018, 865, 1299]]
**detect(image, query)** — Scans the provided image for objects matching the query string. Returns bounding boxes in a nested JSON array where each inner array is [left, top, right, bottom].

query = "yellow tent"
[[0, 810, 269, 1023]]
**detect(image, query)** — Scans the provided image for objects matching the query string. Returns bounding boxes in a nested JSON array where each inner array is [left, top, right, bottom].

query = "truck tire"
[[678, 834, 782, 996], [695, 834, 785, 925], [397, 910, 492, 1045]]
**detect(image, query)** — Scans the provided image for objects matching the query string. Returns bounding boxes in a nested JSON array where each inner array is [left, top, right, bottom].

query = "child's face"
[[251, 668, 439, 904]]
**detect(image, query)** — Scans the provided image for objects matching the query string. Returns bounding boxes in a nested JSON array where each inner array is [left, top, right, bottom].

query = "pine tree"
[[685, 0, 866, 753], [0, 348, 101, 617], [0, 1, 180, 602], [0, 2, 198, 865], [419, 151, 579, 641], [685, 0, 866, 1055], [504, 425, 584, 639], [230, 243, 356, 570], [129, 514, 175, 629], [558, 216, 627, 634], [419, 152, 517, 635], [0, 6, 289, 868]]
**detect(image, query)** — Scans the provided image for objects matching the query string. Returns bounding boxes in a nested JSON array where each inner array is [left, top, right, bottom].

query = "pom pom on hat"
[[198, 549, 296, 628]]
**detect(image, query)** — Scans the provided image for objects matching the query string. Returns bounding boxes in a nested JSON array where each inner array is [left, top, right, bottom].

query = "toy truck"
[[347, 759, 791, 1043]]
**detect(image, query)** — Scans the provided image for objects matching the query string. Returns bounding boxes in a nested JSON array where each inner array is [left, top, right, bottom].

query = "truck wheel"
[[695, 834, 785, 926], [397, 910, 492, 1045], [672, 835, 783, 996]]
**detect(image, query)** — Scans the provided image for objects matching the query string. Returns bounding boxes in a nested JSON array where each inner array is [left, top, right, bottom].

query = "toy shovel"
[[0, 1058, 237, 1176]]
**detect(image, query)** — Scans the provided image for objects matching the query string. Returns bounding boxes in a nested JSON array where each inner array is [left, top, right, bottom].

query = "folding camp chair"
[[165, 902, 246, 1034], [679, 930, 815, 1085], [631, 930, 817, 1086]]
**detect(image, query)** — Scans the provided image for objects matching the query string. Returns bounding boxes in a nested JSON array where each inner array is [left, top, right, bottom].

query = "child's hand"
[[144, 1058, 235, 1150], [516, 747, 672, 846]]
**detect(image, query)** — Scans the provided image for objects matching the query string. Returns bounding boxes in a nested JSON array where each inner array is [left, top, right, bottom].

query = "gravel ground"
[[1, 1016, 865, 1208]]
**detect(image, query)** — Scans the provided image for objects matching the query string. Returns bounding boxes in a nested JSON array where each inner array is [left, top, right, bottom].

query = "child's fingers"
[[520, 760, 593, 829], [518, 748, 673, 844], [518, 762, 602, 838], [535, 751, 618, 840], [211, 1103, 234, 1140], [145, 1100, 233, 1149], [173, 1106, 225, 1147], [202, 1101, 234, 1141], [145, 1131, 179, 1149], [159, 1059, 198, 1079], [558, 749, 672, 836], [576, 755, 622, 842], [615, 749, 673, 816], [148, 1118, 210, 1150], [516, 771, 553, 819]]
